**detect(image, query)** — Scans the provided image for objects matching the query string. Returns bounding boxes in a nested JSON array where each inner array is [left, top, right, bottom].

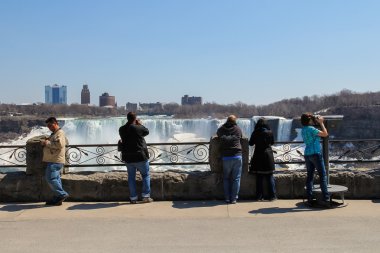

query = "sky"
[[0, 0, 379, 106]]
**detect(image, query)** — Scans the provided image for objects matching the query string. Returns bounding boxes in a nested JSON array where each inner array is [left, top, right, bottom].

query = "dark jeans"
[[305, 153, 329, 201], [256, 173, 276, 200]]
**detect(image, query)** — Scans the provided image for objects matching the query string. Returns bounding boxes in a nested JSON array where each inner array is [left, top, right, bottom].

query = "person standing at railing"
[[119, 112, 153, 204], [301, 113, 330, 207], [217, 115, 243, 204], [249, 118, 277, 201], [41, 117, 69, 206]]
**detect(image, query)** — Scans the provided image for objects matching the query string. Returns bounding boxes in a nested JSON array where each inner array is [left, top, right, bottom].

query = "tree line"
[[1, 89, 379, 119]]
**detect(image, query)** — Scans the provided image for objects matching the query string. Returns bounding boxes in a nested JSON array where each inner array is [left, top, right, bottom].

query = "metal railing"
[[1, 139, 379, 172]]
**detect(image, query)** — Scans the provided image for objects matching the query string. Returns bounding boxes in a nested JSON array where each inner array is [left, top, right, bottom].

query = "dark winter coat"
[[216, 122, 243, 157], [249, 127, 275, 174], [119, 123, 150, 163]]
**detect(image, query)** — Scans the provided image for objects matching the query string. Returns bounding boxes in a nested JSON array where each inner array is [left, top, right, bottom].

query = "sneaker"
[[305, 201, 313, 207], [230, 200, 237, 204], [225, 199, 230, 204], [130, 199, 138, 204], [45, 199, 62, 206], [56, 195, 69, 205], [142, 197, 153, 203]]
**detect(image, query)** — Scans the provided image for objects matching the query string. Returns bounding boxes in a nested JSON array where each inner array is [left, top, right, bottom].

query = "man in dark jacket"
[[216, 115, 243, 204], [119, 112, 153, 204]]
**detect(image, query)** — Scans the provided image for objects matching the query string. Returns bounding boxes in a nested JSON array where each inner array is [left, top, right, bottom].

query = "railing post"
[[322, 121, 330, 185]]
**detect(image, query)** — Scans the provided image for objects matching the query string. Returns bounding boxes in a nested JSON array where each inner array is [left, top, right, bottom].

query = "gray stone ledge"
[[1, 168, 379, 202]]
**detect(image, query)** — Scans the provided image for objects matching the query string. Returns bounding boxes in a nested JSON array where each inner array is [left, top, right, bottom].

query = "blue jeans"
[[45, 163, 68, 198], [126, 160, 151, 201], [222, 158, 242, 202], [305, 154, 329, 201], [256, 173, 276, 199]]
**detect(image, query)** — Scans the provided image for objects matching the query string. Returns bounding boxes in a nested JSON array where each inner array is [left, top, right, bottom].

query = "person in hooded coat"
[[216, 115, 243, 204], [249, 118, 277, 201]]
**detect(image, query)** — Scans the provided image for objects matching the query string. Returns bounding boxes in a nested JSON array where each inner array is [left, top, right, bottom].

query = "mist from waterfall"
[[1, 116, 294, 145]]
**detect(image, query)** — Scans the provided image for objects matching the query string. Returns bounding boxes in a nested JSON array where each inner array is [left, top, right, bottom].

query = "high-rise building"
[[126, 102, 138, 112], [99, 92, 116, 107], [181, 95, 202, 105], [45, 84, 67, 104], [81, 84, 90, 104]]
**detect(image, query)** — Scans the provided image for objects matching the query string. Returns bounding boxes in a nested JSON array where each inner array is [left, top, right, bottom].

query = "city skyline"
[[0, 1, 379, 105]]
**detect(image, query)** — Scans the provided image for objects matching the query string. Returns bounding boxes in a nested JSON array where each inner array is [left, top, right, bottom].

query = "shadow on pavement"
[[372, 199, 380, 203], [172, 200, 225, 209], [67, 203, 120, 210], [0, 203, 45, 212], [249, 202, 323, 215]]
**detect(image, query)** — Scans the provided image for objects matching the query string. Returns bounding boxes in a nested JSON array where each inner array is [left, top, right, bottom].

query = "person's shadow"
[[172, 200, 225, 209], [67, 202, 120, 210], [0, 203, 45, 212], [249, 201, 323, 215]]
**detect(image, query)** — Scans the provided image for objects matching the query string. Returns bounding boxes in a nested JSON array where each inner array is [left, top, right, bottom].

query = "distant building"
[[139, 102, 163, 112], [45, 84, 67, 104], [99, 92, 116, 107], [81, 84, 90, 104], [126, 102, 138, 112], [181, 95, 202, 106]]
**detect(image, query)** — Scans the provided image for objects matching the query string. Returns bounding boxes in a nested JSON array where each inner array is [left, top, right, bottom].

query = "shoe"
[[130, 199, 138, 204], [142, 197, 153, 203], [225, 199, 230, 204], [305, 201, 313, 207], [268, 197, 277, 202], [56, 195, 69, 205], [45, 199, 62, 206], [230, 200, 237, 204]]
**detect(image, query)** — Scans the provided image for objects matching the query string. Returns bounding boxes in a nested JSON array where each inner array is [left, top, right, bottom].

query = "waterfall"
[[277, 118, 293, 142], [1, 116, 293, 145]]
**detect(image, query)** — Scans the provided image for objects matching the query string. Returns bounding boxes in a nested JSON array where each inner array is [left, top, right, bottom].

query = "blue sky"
[[0, 0, 379, 105]]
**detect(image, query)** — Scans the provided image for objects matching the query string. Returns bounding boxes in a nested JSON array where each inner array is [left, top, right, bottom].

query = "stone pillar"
[[26, 135, 48, 175], [209, 136, 249, 173]]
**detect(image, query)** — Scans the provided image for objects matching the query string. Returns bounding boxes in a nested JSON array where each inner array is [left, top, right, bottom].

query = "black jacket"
[[216, 122, 243, 157], [249, 128, 275, 174], [119, 123, 149, 163]]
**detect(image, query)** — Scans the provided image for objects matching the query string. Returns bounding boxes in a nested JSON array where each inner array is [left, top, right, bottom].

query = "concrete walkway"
[[1, 200, 379, 253]]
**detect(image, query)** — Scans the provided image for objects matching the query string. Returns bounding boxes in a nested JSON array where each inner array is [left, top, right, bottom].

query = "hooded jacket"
[[249, 127, 275, 173], [216, 122, 243, 157]]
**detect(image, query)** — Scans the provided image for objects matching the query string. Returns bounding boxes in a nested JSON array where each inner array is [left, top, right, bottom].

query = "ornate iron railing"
[[1, 139, 379, 172], [329, 139, 380, 163], [65, 142, 209, 168], [271, 141, 306, 164], [0, 145, 27, 168]]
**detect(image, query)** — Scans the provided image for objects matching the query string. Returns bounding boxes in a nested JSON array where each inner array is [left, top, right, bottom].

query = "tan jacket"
[[42, 129, 68, 164]]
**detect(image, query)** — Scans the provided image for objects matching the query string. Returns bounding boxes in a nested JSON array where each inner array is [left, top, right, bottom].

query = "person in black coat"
[[119, 112, 153, 204], [249, 118, 277, 201]]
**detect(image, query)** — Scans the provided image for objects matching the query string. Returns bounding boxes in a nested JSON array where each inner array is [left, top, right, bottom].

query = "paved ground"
[[0, 200, 379, 253]]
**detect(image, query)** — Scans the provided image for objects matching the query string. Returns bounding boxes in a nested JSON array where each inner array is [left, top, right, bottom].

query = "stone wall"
[[1, 169, 379, 202], [0, 136, 379, 202]]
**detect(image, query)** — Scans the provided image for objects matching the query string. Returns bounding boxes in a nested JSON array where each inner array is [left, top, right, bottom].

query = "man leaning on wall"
[[41, 117, 69, 206]]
